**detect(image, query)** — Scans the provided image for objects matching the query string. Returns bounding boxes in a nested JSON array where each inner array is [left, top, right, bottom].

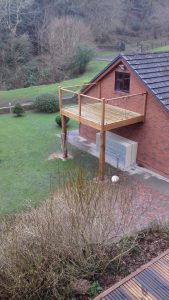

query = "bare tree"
[[39, 16, 94, 80], [43, 16, 94, 57], [0, 0, 34, 36]]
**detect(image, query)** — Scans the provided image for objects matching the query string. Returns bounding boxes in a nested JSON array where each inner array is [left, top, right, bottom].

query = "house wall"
[[79, 60, 169, 178]]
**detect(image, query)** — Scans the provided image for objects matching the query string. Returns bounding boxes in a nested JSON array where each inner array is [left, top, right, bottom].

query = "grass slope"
[[151, 45, 169, 52], [96, 50, 118, 57], [0, 113, 101, 215], [0, 60, 108, 105], [0, 113, 78, 214]]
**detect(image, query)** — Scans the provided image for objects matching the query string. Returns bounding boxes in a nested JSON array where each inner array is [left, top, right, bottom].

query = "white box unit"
[[96, 132, 138, 170]]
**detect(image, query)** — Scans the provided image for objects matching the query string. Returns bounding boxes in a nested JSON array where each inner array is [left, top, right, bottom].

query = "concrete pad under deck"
[[68, 129, 120, 169], [67, 129, 169, 196]]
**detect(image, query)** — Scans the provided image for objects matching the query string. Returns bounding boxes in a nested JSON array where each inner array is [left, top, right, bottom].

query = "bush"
[[0, 171, 144, 299], [88, 281, 102, 297], [24, 60, 39, 87], [13, 103, 25, 117], [34, 94, 59, 113], [55, 115, 70, 127], [67, 47, 94, 76]]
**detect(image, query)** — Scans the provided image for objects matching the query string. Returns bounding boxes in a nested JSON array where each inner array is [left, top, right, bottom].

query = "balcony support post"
[[99, 98, 106, 180], [61, 115, 68, 159]]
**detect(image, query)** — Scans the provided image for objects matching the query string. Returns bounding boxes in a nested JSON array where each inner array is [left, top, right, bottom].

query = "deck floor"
[[95, 249, 169, 300], [62, 102, 144, 130]]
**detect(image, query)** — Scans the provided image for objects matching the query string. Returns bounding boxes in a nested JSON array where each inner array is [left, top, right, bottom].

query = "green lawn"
[[152, 44, 169, 52], [0, 60, 108, 106], [0, 113, 71, 214], [96, 50, 119, 57], [0, 112, 102, 215]]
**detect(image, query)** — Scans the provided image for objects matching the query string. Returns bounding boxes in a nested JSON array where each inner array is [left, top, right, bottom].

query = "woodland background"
[[1, 0, 169, 89]]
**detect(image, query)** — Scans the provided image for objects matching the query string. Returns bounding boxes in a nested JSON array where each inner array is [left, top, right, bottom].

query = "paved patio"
[[67, 130, 169, 230]]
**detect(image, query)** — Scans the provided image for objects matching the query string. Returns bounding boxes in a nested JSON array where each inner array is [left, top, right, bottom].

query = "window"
[[115, 72, 130, 92]]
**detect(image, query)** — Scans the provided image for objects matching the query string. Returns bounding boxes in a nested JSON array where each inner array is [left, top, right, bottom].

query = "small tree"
[[13, 103, 25, 117], [67, 47, 94, 76]]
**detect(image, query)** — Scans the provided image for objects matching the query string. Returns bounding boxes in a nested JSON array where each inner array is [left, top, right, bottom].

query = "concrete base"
[[68, 129, 137, 170], [67, 130, 169, 193], [68, 129, 98, 158]]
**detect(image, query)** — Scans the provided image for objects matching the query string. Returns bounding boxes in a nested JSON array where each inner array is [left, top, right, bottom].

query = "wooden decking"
[[59, 84, 147, 180], [94, 249, 169, 300], [62, 102, 144, 131]]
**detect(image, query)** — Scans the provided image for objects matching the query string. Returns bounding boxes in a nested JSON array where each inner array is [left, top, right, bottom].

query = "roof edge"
[[122, 56, 169, 114], [85, 52, 169, 114], [88, 54, 122, 84]]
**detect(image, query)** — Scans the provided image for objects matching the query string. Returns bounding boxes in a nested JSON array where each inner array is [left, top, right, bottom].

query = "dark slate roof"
[[90, 52, 169, 113], [123, 52, 169, 113]]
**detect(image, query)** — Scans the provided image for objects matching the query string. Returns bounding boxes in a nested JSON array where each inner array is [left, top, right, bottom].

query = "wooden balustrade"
[[106, 92, 146, 102], [58, 83, 148, 181]]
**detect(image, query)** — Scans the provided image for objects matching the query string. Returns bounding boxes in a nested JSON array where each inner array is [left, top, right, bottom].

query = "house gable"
[[85, 53, 169, 114], [80, 53, 169, 178]]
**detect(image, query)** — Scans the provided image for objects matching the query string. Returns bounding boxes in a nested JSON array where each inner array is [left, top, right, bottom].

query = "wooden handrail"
[[61, 87, 102, 102], [80, 93, 102, 102], [61, 88, 79, 95], [62, 83, 96, 89], [106, 92, 146, 102]]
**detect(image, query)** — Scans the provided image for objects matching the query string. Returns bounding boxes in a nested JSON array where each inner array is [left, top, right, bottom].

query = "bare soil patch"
[[78, 227, 169, 299], [47, 151, 73, 161]]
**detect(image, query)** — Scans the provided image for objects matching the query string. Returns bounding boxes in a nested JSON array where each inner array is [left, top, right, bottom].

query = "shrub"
[[13, 103, 25, 117], [0, 171, 149, 299], [55, 115, 70, 127], [24, 60, 39, 87], [67, 47, 94, 76], [34, 94, 59, 113], [88, 281, 102, 297]]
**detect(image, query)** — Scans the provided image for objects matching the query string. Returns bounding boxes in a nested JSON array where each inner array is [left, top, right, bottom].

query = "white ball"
[[111, 175, 119, 183]]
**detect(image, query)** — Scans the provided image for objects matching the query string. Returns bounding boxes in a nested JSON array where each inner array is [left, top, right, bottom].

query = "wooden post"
[[78, 93, 81, 122], [143, 92, 148, 120], [98, 81, 101, 99], [58, 86, 62, 113], [61, 115, 68, 159], [99, 98, 106, 180], [99, 131, 106, 181], [101, 98, 105, 128]]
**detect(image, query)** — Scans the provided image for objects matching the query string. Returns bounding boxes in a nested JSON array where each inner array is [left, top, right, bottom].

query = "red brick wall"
[[79, 59, 169, 178]]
